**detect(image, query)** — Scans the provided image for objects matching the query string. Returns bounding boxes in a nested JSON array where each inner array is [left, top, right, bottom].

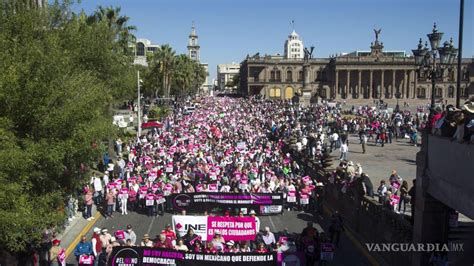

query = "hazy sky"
[[75, 0, 473, 81]]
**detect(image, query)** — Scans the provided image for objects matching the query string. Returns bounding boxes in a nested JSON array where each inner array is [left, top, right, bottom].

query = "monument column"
[[403, 70, 408, 99], [413, 70, 418, 99], [369, 70, 373, 99], [381, 70, 385, 99], [335, 70, 339, 100], [346, 70, 350, 99], [358, 70, 362, 99], [392, 70, 396, 99]]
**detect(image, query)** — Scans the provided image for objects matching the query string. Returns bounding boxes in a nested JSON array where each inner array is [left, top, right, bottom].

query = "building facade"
[[240, 32, 472, 103], [217, 63, 240, 91], [133, 38, 160, 67]]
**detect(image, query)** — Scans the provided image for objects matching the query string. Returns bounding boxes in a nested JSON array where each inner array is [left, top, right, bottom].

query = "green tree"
[[191, 62, 207, 95], [145, 44, 176, 98], [87, 5, 137, 54], [172, 54, 194, 96], [0, 1, 135, 254]]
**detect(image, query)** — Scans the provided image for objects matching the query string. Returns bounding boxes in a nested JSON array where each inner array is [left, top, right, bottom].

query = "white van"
[[113, 115, 128, 128]]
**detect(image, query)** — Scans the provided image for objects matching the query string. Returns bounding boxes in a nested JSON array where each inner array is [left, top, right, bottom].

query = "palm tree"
[[191, 62, 207, 95], [155, 44, 176, 98], [88, 6, 136, 51], [172, 54, 194, 96]]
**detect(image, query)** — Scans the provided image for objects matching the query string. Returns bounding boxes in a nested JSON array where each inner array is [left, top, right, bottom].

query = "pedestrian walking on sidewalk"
[[361, 133, 368, 154], [339, 142, 348, 161]]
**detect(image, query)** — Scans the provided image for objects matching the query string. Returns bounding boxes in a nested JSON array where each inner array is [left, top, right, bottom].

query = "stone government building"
[[239, 29, 473, 103]]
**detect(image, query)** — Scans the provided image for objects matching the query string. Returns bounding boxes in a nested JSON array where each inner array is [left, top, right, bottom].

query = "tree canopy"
[[0, 1, 136, 253], [142, 46, 207, 98]]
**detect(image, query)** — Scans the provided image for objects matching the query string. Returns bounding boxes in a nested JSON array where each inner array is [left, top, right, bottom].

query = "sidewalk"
[[57, 205, 102, 258]]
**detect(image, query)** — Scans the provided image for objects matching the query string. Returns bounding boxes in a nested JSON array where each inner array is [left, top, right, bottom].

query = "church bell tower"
[[187, 22, 200, 62]]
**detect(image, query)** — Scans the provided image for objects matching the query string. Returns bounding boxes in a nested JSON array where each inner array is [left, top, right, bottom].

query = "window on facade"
[[270, 71, 275, 81], [298, 71, 303, 81], [417, 87, 426, 98], [136, 42, 145, 56], [276, 71, 281, 81], [320, 88, 327, 98], [286, 71, 292, 82], [435, 87, 443, 98], [269, 88, 281, 98], [448, 87, 454, 98]]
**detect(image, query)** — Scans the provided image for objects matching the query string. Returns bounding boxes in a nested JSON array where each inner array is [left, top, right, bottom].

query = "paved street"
[[66, 209, 372, 265], [329, 133, 419, 186]]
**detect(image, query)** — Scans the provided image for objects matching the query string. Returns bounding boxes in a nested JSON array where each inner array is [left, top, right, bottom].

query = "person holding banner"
[[155, 234, 173, 249], [255, 242, 269, 253], [182, 228, 200, 249], [48, 239, 65, 266], [211, 231, 225, 251], [261, 227, 276, 249], [205, 241, 218, 253], [145, 190, 155, 217], [161, 224, 177, 242], [73, 236, 93, 265], [175, 239, 189, 251], [193, 240, 203, 252], [118, 183, 129, 215], [140, 234, 153, 247]]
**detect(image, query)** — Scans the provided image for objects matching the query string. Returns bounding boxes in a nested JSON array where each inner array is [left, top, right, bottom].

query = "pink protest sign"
[[287, 191, 296, 202], [239, 178, 248, 190], [391, 181, 400, 190], [206, 216, 257, 242], [300, 193, 309, 205], [196, 184, 203, 192], [302, 176, 311, 183], [115, 230, 125, 240], [390, 194, 400, 206], [208, 183, 218, 192], [79, 255, 94, 265]]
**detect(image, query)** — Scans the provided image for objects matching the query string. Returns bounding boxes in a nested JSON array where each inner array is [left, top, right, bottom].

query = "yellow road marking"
[[65, 211, 101, 258]]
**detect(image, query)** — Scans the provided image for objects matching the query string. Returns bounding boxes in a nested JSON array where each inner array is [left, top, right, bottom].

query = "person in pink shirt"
[[84, 189, 94, 221], [119, 183, 129, 215], [105, 190, 115, 219]]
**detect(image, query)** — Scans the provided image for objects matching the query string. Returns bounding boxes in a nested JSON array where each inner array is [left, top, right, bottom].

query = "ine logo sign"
[[111, 247, 140, 266]]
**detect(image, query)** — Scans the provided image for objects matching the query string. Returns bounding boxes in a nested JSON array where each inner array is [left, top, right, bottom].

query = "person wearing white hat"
[[249, 209, 260, 233], [262, 226, 276, 247], [91, 227, 102, 263], [100, 229, 111, 247]]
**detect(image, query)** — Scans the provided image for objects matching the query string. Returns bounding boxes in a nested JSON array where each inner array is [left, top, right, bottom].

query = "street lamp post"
[[412, 23, 457, 118], [137, 70, 142, 138]]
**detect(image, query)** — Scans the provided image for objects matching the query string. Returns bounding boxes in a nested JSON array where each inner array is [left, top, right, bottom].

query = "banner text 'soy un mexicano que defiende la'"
[[108, 247, 278, 266]]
